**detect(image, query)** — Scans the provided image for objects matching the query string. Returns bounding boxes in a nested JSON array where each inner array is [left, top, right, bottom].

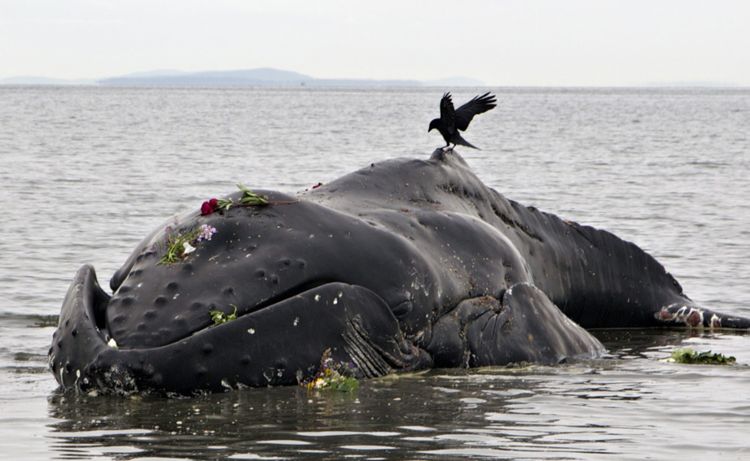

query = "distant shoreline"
[[13, 66, 743, 89], [0, 67, 486, 88], [1, 84, 747, 91]]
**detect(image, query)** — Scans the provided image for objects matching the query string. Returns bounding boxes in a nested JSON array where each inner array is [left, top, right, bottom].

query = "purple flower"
[[197, 224, 217, 242]]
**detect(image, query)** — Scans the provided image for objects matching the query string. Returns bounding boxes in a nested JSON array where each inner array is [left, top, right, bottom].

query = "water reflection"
[[43, 329, 750, 460]]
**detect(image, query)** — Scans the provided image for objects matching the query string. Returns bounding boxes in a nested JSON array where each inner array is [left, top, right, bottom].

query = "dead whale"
[[49, 149, 749, 394]]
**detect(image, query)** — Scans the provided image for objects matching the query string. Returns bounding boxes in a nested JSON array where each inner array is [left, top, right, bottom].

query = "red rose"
[[201, 198, 220, 215], [201, 201, 212, 215]]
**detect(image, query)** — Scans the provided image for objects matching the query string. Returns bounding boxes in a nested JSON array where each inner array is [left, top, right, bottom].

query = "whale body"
[[49, 149, 749, 394]]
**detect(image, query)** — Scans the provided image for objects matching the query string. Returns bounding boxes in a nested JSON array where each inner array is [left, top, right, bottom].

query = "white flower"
[[183, 241, 196, 255]]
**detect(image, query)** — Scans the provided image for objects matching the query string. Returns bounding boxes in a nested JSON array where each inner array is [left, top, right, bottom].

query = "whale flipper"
[[655, 303, 750, 330], [50, 270, 431, 394]]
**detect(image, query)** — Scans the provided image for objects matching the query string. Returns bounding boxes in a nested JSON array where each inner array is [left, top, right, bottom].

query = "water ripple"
[[0, 87, 749, 460]]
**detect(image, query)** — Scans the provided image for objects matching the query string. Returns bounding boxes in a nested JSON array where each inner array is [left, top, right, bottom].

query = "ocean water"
[[0, 86, 748, 460]]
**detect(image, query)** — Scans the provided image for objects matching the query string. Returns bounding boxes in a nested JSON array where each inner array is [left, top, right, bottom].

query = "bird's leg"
[[441, 143, 453, 153]]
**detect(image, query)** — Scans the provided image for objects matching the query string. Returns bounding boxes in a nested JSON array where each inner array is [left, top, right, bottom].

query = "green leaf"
[[210, 304, 238, 325], [236, 183, 269, 206], [158, 227, 202, 265], [217, 198, 233, 211]]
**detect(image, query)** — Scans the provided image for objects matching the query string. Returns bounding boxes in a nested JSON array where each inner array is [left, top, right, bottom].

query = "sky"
[[1, 0, 749, 86]]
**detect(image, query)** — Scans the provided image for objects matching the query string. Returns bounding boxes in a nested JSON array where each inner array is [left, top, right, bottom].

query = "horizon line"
[[1, 82, 747, 89], [0, 66, 744, 89]]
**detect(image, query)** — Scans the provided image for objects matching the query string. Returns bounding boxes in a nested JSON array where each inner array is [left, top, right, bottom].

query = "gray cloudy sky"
[[1, 0, 749, 85]]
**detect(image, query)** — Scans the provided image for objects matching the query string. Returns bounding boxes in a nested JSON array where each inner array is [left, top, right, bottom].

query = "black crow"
[[428, 92, 497, 149]]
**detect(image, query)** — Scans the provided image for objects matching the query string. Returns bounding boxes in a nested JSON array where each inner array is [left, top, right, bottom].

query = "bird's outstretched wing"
[[454, 92, 497, 131], [439, 93, 455, 127]]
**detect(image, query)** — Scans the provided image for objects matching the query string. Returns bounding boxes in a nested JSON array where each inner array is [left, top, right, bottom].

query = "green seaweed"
[[670, 347, 736, 365], [209, 305, 238, 325], [307, 367, 360, 392], [304, 349, 359, 392]]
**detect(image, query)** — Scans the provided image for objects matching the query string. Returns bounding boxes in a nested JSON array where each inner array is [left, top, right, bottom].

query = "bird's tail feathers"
[[453, 133, 479, 150]]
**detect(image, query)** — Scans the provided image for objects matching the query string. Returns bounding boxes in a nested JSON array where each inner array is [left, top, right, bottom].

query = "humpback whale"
[[49, 149, 749, 394]]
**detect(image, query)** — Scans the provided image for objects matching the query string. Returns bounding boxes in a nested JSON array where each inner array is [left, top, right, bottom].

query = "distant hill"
[[301, 78, 421, 87], [98, 67, 427, 87], [99, 68, 316, 86], [1, 68, 485, 87]]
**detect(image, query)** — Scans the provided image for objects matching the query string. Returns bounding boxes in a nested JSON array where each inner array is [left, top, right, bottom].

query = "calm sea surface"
[[0, 86, 749, 460]]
